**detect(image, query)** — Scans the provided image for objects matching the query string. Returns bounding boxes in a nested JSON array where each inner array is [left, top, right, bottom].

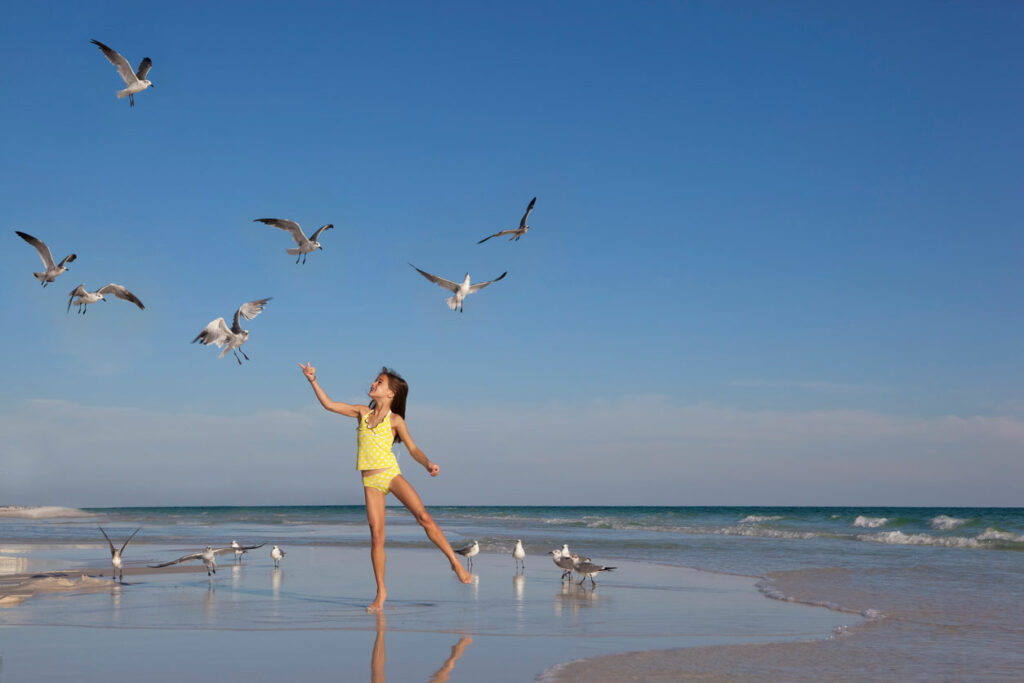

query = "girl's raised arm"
[[299, 362, 366, 418]]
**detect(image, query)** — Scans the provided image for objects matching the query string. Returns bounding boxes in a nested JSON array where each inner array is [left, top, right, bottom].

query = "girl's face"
[[368, 374, 394, 401]]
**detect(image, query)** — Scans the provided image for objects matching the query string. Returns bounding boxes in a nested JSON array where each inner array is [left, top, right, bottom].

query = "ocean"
[[2, 505, 1022, 680]]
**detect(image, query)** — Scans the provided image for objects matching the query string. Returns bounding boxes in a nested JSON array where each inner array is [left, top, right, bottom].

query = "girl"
[[299, 362, 473, 611]]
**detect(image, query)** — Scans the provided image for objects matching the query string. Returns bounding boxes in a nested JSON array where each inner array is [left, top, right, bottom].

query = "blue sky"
[[2, 2, 1022, 506]]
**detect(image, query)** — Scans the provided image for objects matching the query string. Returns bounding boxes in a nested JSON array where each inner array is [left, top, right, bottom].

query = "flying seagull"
[[477, 197, 536, 244], [192, 298, 271, 364], [67, 283, 145, 314], [149, 546, 234, 576], [15, 231, 76, 287], [91, 39, 153, 108], [254, 218, 333, 264], [99, 526, 141, 582], [454, 540, 479, 571], [513, 539, 526, 573], [409, 264, 507, 313], [271, 545, 285, 568], [231, 540, 266, 563]]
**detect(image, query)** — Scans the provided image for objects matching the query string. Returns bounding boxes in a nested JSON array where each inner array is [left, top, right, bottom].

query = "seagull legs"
[[129, 94, 134, 108]]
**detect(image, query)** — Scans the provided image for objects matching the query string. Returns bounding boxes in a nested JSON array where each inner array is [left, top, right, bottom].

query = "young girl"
[[299, 362, 473, 611]]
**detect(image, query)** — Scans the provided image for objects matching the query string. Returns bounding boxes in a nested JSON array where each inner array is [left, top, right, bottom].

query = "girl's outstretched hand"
[[298, 361, 316, 382], [427, 461, 440, 477]]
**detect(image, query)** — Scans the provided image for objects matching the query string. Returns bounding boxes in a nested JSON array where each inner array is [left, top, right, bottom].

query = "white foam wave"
[[0, 506, 91, 519], [853, 515, 889, 528], [740, 515, 782, 523], [859, 529, 1024, 548], [930, 515, 968, 530], [720, 526, 818, 540]]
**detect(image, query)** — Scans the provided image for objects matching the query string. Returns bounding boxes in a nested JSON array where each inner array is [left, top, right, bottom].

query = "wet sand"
[[0, 544, 853, 681]]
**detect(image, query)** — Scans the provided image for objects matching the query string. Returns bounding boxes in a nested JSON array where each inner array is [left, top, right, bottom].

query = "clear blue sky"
[[2, 1, 1022, 506]]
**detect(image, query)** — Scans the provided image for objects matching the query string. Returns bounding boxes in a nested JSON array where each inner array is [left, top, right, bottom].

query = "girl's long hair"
[[370, 366, 408, 444]]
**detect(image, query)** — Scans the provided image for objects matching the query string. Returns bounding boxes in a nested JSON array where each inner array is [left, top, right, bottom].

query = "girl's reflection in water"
[[371, 612, 473, 683]]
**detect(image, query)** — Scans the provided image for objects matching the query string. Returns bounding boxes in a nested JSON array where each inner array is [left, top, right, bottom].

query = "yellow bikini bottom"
[[362, 465, 401, 495]]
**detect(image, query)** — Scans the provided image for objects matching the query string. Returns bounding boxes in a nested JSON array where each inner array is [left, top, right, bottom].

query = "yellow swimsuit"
[[357, 410, 401, 494]]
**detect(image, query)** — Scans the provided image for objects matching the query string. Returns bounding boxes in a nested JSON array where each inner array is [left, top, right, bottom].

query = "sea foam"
[[853, 515, 889, 528], [930, 515, 968, 530], [740, 515, 783, 523], [0, 506, 91, 519]]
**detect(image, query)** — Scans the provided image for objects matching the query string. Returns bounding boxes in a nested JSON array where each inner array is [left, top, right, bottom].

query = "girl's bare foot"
[[366, 587, 387, 612], [452, 562, 472, 584]]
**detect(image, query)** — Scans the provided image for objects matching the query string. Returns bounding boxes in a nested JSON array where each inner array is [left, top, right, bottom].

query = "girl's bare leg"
[[364, 486, 388, 611], [389, 476, 472, 583]]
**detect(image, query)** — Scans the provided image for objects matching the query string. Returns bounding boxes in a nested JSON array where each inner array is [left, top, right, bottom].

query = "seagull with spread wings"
[[149, 546, 235, 576], [254, 218, 334, 264], [15, 231, 77, 287], [91, 39, 153, 108], [67, 284, 145, 314], [409, 264, 507, 313], [230, 540, 266, 563], [477, 197, 536, 244], [191, 298, 272, 364], [99, 526, 141, 582]]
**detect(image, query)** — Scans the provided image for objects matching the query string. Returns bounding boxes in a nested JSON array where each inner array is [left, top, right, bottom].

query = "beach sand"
[[0, 544, 854, 681]]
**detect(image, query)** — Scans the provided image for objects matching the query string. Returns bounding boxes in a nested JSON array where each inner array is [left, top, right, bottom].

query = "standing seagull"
[[67, 284, 145, 314], [513, 539, 526, 573], [271, 545, 285, 568], [192, 298, 271, 364], [573, 560, 616, 588], [149, 546, 234, 576], [91, 40, 154, 108], [409, 264, 507, 313], [15, 231, 76, 287], [231, 540, 266, 563], [454, 540, 479, 571], [99, 526, 140, 582], [477, 197, 536, 244], [549, 548, 576, 581], [254, 218, 333, 264]]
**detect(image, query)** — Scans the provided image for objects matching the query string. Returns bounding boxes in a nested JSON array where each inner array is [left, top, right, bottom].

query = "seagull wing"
[[57, 253, 77, 268], [409, 264, 459, 292], [67, 285, 88, 313], [99, 527, 116, 555], [519, 197, 536, 228], [232, 298, 272, 333], [477, 229, 515, 244], [119, 527, 141, 554], [136, 57, 153, 80], [309, 224, 334, 242], [98, 284, 145, 310], [91, 40, 139, 86], [468, 271, 507, 293], [192, 317, 231, 347], [255, 218, 306, 245], [16, 231, 56, 269], [237, 542, 266, 551], [211, 547, 237, 556], [149, 552, 204, 568]]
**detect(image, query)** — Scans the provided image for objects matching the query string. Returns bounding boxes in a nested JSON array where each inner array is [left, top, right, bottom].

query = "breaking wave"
[[0, 506, 92, 519], [930, 515, 969, 530], [853, 516, 889, 528]]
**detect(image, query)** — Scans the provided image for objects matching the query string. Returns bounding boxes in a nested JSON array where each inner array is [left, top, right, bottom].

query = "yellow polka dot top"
[[356, 410, 398, 470]]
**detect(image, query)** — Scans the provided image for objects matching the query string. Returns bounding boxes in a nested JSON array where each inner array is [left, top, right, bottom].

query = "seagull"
[[149, 546, 234, 576], [99, 526, 140, 582], [573, 560, 616, 587], [254, 218, 334, 264], [230, 540, 266, 563], [513, 540, 526, 573], [454, 540, 479, 570], [91, 39, 153, 108], [67, 284, 145, 314], [192, 298, 271, 364], [15, 231, 76, 287], [561, 543, 590, 565], [409, 264, 507, 313], [477, 197, 536, 244], [271, 545, 285, 568], [549, 548, 575, 581]]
